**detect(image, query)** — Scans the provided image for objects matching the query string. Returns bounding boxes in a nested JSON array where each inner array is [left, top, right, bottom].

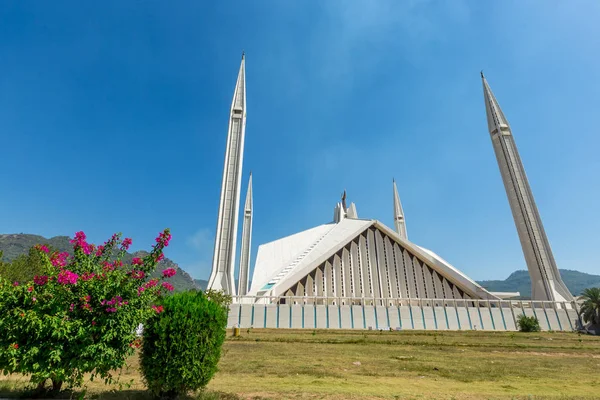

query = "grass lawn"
[[1, 329, 599, 399]]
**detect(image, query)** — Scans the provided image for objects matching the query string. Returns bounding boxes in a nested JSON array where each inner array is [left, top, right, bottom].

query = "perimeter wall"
[[227, 297, 581, 332]]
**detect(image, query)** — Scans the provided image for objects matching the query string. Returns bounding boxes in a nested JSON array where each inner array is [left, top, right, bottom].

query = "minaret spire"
[[238, 173, 253, 296], [393, 179, 408, 240], [481, 74, 573, 302], [208, 54, 247, 296]]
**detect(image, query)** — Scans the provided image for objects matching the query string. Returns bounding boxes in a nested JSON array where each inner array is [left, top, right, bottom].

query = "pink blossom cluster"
[[132, 257, 143, 266], [162, 268, 176, 278], [152, 305, 164, 313], [102, 260, 123, 272], [57, 270, 79, 285], [95, 245, 105, 257], [156, 231, 172, 247], [137, 278, 160, 296], [35, 244, 50, 253], [70, 231, 94, 255], [121, 237, 133, 251], [161, 282, 174, 292], [34, 275, 49, 286], [50, 252, 69, 267], [81, 272, 96, 281], [130, 270, 145, 279], [80, 294, 93, 311], [101, 295, 128, 313]]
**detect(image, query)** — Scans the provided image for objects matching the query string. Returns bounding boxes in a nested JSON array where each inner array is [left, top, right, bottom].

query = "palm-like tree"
[[579, 287, 600, 325]]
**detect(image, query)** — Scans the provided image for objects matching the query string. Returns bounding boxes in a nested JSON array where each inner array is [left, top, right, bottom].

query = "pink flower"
[[35, 244, 50, 253], [57, 270, 79, 285], [70, 231, 93, 255], [144, 279, 159, 289], [12, 343, 18, 349], [131, 270, 145, 279], [27, 286, 33, 292], [50, 252, 69, 267], [34, 275, 49, 286], [161, 282, 175, 292], [132, 257, 143, 266], [152, 305, 164, 313], [13, 282, 19, 286], [121, 238, 133, 251], [137, 286, 145, 296], [69, 303, 75, 312], [154, 231, 172, 247], [156, 253, 165, 262], [106, 307, 117, 313], [81, 272, 96, 281], [91, 321, 96, 326], [32, 297, 37, 302], [162, 268, 176, 278], [95, 245, 105, 257]]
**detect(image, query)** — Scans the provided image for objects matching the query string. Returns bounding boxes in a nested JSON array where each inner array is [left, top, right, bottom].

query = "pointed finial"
[[480, 70, 484, 78], [392, 177, 395, 183], [242, 50, 245, 59]]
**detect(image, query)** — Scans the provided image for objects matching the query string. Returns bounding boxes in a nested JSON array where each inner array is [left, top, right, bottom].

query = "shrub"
[[140, 290, 228, 398], [517, 314, 541, 332], [0, 229, 174, 391]]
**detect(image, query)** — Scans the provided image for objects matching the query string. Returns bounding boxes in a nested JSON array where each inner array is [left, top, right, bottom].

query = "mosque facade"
[[206, 55, 579, 331]]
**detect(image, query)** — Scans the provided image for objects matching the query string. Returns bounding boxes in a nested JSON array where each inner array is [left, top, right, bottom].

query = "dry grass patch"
[[1, 330, 599, 399]]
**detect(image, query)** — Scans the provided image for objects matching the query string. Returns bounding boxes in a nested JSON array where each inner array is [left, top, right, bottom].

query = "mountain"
[[194, 279, 208, 290], [477, 269, 600, 299], [0, 233, 199, 292]]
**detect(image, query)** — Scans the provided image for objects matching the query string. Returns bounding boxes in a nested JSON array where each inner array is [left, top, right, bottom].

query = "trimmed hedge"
[[140, 290, 228, 398]]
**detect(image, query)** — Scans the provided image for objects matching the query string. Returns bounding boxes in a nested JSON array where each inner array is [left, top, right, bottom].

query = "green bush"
[[517, 314, 541, 332], [140, 290, 228, 398]]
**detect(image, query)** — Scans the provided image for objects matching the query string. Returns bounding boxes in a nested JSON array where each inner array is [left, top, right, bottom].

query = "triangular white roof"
[[249, 218, 498, 300]]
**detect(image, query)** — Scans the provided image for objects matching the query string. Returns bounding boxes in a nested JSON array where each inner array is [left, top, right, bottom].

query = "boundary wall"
[[227, 297, 581, 332]]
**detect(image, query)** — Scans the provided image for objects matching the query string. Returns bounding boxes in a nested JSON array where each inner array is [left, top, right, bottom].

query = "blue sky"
[[1, 1, 599, 281]]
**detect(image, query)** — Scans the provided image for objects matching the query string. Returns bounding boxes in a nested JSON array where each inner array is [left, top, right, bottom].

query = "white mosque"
[[205, 55, 579, 331]]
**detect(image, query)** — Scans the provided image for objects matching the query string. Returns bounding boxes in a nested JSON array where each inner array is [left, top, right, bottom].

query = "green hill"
[[0, 233, 199, 292], [194, 279, 208, 290], [477, 269, 600, 299]]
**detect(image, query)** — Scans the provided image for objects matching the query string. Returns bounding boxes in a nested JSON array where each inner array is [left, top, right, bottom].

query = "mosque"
[[205, 54, 579, 331]]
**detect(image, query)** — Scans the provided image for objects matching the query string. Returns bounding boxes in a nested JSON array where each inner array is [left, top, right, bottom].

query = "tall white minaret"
[[237, 173, 253, 296], [208, 53, 247, 295], [393, 179, 408, 240], [481, 73, 573, 302]]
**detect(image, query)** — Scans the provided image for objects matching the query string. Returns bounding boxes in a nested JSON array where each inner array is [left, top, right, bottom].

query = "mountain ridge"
[[477, 269, 600, 299], [2, 234, 598, 298]]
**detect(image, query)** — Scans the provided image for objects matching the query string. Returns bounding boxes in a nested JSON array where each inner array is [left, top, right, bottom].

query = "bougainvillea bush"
[[140, 290, 228, 398], [0, 229, 175, 391]]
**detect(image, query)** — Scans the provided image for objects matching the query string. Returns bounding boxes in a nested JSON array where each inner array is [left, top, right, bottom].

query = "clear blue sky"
[[1, 1, 599, 281]]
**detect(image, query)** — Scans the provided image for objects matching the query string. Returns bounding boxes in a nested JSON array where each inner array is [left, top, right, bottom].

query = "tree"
[[579, 287, 600, 325], [0, 229, 175, 392], [0, 247, 48, 283]]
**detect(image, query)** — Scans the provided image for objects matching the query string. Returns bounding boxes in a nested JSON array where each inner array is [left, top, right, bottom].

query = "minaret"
[[208, 53, 247, 295], [393, 179, 408, 240], [481, 73, 573, 302], [238, 173, 253, 296]]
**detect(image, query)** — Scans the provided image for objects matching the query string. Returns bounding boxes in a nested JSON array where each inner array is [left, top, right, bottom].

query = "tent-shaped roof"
[[249, 217, 499, 300]]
